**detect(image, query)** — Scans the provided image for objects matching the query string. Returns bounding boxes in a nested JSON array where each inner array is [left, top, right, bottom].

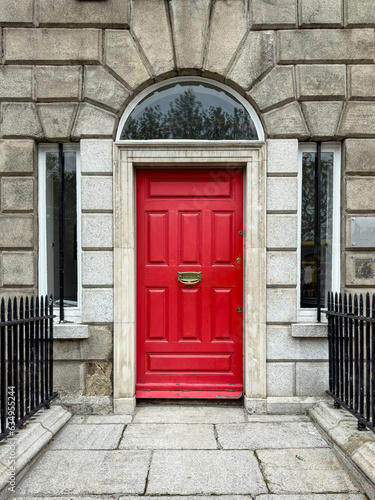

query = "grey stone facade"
[[1, 0, 374, 413]]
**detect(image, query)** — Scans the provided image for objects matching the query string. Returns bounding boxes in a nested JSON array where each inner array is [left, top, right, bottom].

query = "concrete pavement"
[[5, 405, 368, 499]]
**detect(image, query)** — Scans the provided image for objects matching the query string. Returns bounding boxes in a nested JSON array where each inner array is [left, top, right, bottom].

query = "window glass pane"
[[46, 151, 77, 307], [120, 82, 258, 140], [300, 152, 334, 308]]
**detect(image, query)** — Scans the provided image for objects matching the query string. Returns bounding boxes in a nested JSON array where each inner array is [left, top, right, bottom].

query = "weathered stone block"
[[349, 65, 375, 99], [81, 176, 113, 211], [301, 102, 343, 138], [249, 66, 295, 112], [35, 66, 82, 100], [267, 251, 297, 285], [132, 0, 174, 76], [170, 0, 210, 69], [345, 0, 375, 26], [278, 29, 375, 64], [54, 362, 85, 396], [71, 103, 116, 139], [0, 103, 43, 138], [54, 324, 89, 340], [1, 177, 33, 211], [0, 140, 34, 173], [339, 102, 375, 136], [227, 31, 274, 91], [251, 0, 297, 29], [2, 252, 34, 286], [82, 252, 113, 286], [81, 325, 113, 361], [263, 102, 309, 139], [346, 253, 375, 286], [291, 323, 328, 338], [0, 0, 33, 24], [0, 66, 32, 99], [53, 340, 81, 361], [204, 0, 248, 75], [267, 214, 298, 249], [346, 178, 375, 211], [81, 140, 113, 174], [267, 362, 295, 396], [37, 103, 77, 140], [105, 30, 150, 90], [296, 362, 329, 396], [267, 139, 298, 174], [82, 289, 114, 323], [85, 362, 112, 396], [296, 65, 346, 99], [38, 0, 130, 26], [83, 66, 129, 112], [4, 28, 102, 63], [345, 139, 375, 173], [0, 216, 33, 247], [267, 177, 298, 212], [267, 325, 329, 360], [299, 0, 343, 27], [82, 214, 113, 249], [267, 288, 297, 323]]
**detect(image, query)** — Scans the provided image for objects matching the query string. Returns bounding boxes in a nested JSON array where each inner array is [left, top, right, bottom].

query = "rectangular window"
[[39, 144, 81, 321], [298, 143, 340, 321]]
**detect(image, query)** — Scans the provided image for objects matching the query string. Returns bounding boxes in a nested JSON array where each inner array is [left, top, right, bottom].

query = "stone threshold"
[[310, 400, 375, 499], [0, 405, 71, 496]]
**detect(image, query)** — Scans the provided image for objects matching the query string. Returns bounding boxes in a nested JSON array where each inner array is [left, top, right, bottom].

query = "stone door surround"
[[113, 142, 266, 414]]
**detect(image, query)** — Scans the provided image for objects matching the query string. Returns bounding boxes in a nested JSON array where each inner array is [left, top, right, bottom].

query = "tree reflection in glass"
[[300, 152, 334, 308], [121, 84, 258, 140]]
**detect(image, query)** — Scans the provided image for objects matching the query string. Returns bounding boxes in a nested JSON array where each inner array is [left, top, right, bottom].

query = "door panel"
[[136, 168, 243, 398]]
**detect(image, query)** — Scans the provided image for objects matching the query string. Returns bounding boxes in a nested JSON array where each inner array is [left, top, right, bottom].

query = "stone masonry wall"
[[1, 0, 375, 411]]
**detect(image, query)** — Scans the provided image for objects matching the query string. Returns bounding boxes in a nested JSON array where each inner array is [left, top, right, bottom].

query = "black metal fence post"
[[0, 295, 57, 442], [327, 291, 375, 433]]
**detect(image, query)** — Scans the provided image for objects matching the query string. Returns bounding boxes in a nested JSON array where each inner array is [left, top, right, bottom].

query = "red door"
[[136, 168, 243, 398]]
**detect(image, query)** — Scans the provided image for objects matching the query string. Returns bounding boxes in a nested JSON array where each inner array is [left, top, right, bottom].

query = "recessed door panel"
[[137, 168, 243, 397]]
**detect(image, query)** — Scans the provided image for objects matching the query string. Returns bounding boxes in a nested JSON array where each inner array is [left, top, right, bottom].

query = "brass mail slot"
[[177, 271, 202, 285]]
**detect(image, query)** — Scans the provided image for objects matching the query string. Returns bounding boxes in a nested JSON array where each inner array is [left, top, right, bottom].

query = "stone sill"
[[53, 323, 89, 339], [292, 323, 328, 338]]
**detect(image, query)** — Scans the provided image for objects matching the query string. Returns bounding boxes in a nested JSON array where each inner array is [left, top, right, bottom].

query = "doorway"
[[136, 168, 244, 398]]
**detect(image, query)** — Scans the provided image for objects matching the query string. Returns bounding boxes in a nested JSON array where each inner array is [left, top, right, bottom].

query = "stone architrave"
[[338, 102, 375, 136]]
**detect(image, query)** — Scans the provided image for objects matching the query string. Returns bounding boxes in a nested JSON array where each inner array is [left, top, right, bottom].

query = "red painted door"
[[136, 168, 243, 398]]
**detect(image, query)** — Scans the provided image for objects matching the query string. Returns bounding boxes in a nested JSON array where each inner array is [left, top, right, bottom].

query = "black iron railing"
[[0, 295, 57, 442], [326, 291, 375, 432]]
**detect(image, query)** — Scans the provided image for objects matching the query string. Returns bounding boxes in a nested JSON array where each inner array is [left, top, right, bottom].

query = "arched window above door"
[[117, 77, 263, 141]]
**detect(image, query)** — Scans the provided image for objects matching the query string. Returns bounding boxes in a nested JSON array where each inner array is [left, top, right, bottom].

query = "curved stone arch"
[[115, 76, 265, 142]]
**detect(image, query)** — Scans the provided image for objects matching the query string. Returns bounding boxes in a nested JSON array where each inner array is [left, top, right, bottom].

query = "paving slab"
[[257, 495, 366, 499], [257, 448, 360, 494], [146, 449, 267, 495], [16, 450, 151, 495], [217, 422, 328, 449], [86, 415, 132, 424], [49, 424, 124, 450], [120, 497, 252, 500], [119, 423, 217, 449], [247, 414, 310, 422], [133, 405, 246, 423]]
